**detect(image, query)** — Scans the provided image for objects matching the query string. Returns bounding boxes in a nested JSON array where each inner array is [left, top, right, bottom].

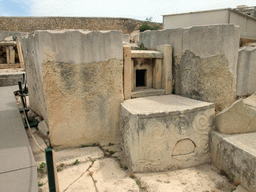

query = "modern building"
[[163, 7, 256, 46]]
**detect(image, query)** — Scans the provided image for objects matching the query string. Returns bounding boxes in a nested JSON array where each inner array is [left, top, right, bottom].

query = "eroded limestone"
[[121, 95, 215, 173], [215, 99, 256, 134], [175, 50, 236, 111]]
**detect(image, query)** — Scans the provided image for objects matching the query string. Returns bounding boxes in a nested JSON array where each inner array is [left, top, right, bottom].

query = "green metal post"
[[45, 148, 56, 192]]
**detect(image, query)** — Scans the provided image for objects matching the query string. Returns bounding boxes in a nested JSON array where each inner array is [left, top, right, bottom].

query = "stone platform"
[[210, 131, 256, 191], [121, 94, 215, 173]]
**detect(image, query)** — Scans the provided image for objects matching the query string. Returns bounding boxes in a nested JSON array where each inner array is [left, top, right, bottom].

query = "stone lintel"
[[131, 50, 163, 58]]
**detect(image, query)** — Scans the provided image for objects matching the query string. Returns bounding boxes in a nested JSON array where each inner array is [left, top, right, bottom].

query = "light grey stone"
[[174, 50, 236, 111], [27, 109, 37, 121], [140, 25, 239, 110], [122, 42, 139, 50], [0, 72, 25, 87], [210, 131, 256, 191], [90, 158, 140, 192], [54, 147, 104, 165], [136, 164, 233, 192], [122, 34, 130, 43], [131, 88, 165, 98], [234, 185, 249, 192], [215, 99, 256, 134], [131, 50, 163, 58], [0, 166, 38, 192], [4, 36, 13, 41], [243, 92, 256, 117], [38, 120, 49, 137], [121, 94, 215, 172], [237, 47, 256, 96], [21, 30, 124, 148]]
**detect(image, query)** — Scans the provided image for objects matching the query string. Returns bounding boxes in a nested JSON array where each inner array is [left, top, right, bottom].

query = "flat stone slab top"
[[131, 50, 163, 58], [211, 131, 256, 191], [121, 94, 215, 172]]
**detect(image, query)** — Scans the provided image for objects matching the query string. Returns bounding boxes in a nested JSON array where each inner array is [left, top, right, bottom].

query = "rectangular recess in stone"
[[121, 94, 215, 173], [136, 69, 146, 87]]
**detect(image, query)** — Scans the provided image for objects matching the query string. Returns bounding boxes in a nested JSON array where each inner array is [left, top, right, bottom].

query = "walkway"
[[0, 86, 37, 192]]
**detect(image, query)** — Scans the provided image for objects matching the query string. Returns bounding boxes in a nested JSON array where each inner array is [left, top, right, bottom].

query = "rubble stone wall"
[[22, 30, 124, 148], [140, 25, 240, 111], [0, 17, 162, 34]]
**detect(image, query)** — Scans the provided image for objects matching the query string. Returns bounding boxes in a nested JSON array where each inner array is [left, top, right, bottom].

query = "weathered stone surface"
[[243, 92, 256, 117], [237, 47, 256, 96], [90, 159, 139, 192], [37, 120, 49, 137], [22, 30, 123, 147], [175, 50, 236, 111], [234, 185, 249, 192], [215, 99, 256, 134], [0, 72, 24, 87], [131, 50, 163, 58], [140, 25, 239, 110], [210, 131, 256, 191], [42, 59, 123, 147], [157, 44, 173, 94], [121, 95, 215, 172], [136, 164, 233, 192], [122, 34, 130, 43]]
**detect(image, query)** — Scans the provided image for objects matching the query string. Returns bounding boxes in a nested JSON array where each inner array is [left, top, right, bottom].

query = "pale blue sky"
[[0, 0, 255, 22]]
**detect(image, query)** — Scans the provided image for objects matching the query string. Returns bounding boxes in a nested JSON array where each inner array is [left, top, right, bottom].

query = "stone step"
[[210, 131, 256, 191]]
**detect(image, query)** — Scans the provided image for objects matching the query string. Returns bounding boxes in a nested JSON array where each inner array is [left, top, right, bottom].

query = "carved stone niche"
[[121, 94, 215, 173], [123, 45, 172, 99]]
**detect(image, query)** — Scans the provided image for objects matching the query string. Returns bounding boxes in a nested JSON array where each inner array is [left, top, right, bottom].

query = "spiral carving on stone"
[[192, 111, 211, 133], [145, 119, 166, 138], [174, 116, 190, 135], [197, 136, 209, 154], [139, 119, 169, 166]]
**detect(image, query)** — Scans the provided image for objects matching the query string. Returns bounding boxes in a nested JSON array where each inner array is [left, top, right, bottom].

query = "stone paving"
[[28, 130, 238, 192]]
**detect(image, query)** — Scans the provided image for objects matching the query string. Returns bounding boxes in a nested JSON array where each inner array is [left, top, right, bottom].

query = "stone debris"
[[216, 99, 256, 134]]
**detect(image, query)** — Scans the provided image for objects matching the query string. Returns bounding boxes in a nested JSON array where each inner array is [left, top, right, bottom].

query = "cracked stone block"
[[216, 99, 256, 134], [121, 95, 215, 173]]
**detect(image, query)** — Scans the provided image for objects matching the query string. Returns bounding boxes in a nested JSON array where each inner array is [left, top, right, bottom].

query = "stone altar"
[[121, 94, 215, 172]]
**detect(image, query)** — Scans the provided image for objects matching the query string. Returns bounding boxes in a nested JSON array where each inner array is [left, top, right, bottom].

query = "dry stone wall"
[[140, 25, 240, 111], [22, 30, 124, 148], [0, 17, 162, 34]]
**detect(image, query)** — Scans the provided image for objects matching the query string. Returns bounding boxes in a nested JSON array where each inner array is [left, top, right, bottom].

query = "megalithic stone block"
[[121, 94, 215, 173]]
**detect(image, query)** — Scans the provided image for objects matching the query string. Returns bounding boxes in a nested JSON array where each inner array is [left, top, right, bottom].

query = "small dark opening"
[[136, 69, 146, 87]]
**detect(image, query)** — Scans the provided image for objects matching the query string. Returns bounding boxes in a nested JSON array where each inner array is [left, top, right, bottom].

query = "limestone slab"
[[136, 164, 233, 192], [22, 30, 124, 147], [0, 72, 24, 87], [55, 147, 104, 165], [0, 166, 38, 192], [140, 25, 239, 110], [237, 47, 256, 96], [210, 131, 256, 191], [121, 94, 215, 172], [131, 50, 163, 58], [215, 99, 256, 134], [131, 88, 165, 98], [90, 158, 140, 192]]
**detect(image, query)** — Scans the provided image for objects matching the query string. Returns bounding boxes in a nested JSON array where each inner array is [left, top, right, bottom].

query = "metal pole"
[[45, 148, 57, 192]]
